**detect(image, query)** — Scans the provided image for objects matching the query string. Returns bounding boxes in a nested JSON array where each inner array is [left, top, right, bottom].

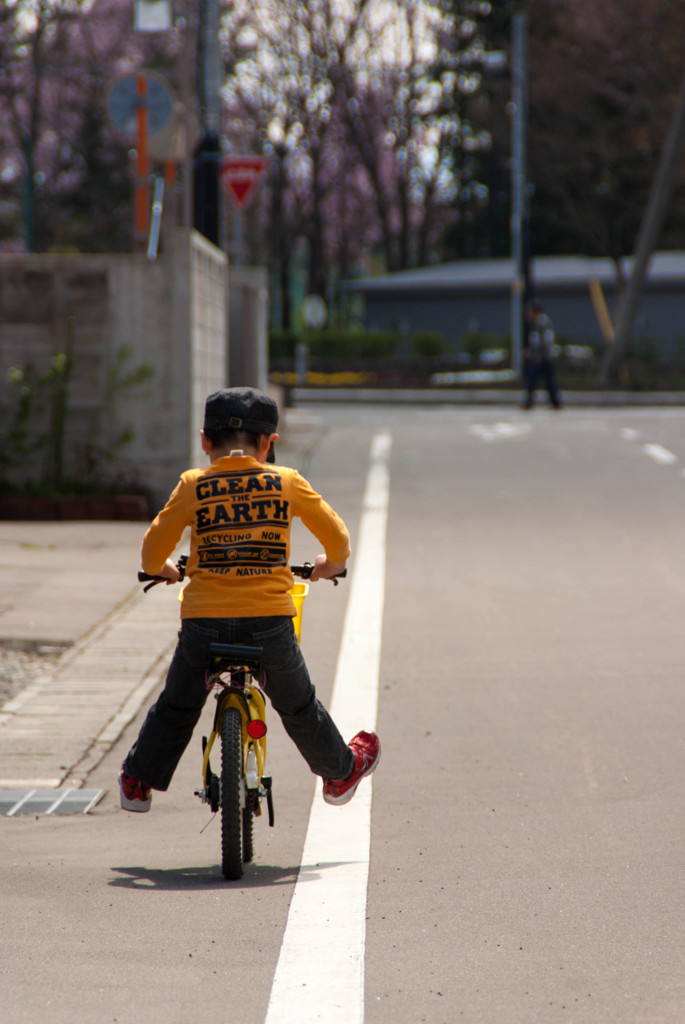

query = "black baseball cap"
[[203, 387, 279, 434]]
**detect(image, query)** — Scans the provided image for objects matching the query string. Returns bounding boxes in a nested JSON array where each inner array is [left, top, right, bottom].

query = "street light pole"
[[193, 0, 223, 247], [510, 9, 529, 376]]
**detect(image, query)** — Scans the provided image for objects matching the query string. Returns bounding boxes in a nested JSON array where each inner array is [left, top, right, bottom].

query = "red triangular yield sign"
[[220, 156, 269, 208]]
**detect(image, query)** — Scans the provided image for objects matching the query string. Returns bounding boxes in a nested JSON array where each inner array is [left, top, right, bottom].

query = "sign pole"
[[235, 208, 244, 266], [510, 11, 529, 378], [135, 74, 150, 252], [219, 155, 269, 263]]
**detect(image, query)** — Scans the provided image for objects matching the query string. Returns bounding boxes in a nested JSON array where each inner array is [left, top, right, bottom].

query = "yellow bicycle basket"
[[289, 581, 309, 642]]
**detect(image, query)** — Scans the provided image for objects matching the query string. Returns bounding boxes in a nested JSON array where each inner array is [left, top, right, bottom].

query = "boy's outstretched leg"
[[322, 730, 381, 805]]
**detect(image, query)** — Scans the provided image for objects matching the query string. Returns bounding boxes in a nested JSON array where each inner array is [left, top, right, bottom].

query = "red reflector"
[[247, 719, 267, 739]]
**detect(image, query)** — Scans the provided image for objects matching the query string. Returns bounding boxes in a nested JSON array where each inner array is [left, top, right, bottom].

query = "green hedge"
[[269, 329, 445, 360]]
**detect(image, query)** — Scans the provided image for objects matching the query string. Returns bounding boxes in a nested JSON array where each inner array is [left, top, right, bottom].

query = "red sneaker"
[[119, 766, 152, 812], [322, 731, 380, 806]]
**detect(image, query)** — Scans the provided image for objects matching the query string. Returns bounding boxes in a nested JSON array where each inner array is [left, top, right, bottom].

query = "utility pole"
[[510, 8, 530, 377], [193, 0, 222, 247]]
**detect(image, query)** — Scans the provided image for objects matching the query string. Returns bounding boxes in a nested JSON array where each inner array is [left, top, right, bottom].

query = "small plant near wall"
[[0, 334, 154, 516], [71, 344, 155, 487], [0, 353, 73, 488]]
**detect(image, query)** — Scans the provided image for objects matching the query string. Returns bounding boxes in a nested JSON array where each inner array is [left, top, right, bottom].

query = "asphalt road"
[[2, 404, 684, 1024]]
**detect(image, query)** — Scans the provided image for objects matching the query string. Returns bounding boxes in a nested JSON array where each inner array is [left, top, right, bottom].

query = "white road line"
[[469, 422, 532, 443], [643, 443, 678, 465], [264, 431, 391, 1024]]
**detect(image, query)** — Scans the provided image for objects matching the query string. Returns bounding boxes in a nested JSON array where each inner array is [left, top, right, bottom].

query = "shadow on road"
[[108, 858, 354, 890], [108, 862, 304, 890]]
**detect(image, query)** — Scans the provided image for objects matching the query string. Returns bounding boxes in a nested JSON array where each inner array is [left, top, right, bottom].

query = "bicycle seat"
[[209, 642, 263, 670]]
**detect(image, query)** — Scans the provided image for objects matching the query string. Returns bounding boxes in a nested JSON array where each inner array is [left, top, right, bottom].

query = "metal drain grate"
[[0, 789, 107, 816]]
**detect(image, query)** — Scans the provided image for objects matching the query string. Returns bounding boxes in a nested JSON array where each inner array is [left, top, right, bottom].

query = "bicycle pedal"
[[267, 791, 275, 827], [208, 773, 220, 813], [261, 776, 275, 827]]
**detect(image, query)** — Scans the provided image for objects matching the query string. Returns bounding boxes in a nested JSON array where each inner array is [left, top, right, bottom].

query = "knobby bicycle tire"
[[243, 796, 254, 864], [220, 707, 243, 880]]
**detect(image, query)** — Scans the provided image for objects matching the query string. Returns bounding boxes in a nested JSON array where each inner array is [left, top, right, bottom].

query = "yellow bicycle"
[[139, 559, 341, 880], [194, 576, 308, 880]]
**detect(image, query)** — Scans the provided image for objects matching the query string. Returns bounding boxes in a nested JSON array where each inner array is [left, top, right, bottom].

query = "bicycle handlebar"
[[138, 556, 346, 591]]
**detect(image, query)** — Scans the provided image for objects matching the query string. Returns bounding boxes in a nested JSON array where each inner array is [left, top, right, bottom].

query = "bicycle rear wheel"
[[220, 707, 243, 880]]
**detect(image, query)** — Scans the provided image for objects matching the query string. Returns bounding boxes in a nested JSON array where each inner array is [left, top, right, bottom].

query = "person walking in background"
[[522, 301, 563, 410]]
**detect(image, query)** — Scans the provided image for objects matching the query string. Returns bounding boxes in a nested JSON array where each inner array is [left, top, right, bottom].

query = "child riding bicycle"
[[119, 386, 380, 812]]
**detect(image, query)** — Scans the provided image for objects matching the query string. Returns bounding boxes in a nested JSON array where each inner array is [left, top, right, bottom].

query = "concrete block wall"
[[0, 229, 228, 512], [189, 233, 229, 469], [228, 266, 269, 392]]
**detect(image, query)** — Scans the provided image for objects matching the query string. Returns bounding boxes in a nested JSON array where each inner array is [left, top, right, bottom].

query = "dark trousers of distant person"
[[522, 357, 562, 409]]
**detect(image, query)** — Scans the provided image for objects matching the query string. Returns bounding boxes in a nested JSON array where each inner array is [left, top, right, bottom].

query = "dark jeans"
[[523, 358, 562, 409], [124, 616, 354, 791]]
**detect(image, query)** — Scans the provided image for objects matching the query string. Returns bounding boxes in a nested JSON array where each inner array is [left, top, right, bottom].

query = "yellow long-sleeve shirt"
[[141, 455, 351, 619]]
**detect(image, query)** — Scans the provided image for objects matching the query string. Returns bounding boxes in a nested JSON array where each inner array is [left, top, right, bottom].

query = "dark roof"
[[344, 252, 685, 293]]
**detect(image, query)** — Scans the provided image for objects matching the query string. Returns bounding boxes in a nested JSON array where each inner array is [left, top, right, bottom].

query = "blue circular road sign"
[[106, 72, 174, 136]]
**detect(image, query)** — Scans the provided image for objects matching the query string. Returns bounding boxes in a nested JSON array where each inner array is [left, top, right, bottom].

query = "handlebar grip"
[[290, 563, 347, 584], [290, 563, 313, 579], [138, 555, 188, 589]]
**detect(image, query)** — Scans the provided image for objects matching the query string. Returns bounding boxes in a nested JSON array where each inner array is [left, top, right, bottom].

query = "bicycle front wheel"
[[220, 707, 244, 880]]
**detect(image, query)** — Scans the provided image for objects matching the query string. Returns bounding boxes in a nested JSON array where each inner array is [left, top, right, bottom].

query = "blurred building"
[[345, 253, 685, 354]]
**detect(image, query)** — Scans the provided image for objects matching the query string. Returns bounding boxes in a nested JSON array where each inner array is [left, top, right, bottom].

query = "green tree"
[[526, 0, 685, 265]]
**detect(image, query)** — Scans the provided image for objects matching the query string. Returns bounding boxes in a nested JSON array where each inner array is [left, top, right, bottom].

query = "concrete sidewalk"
[[0, 521, 183, 788], [0, 521, 149, 645]]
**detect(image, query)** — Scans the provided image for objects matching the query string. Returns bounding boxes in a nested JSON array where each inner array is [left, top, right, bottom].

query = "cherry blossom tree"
[[0, 0, 179, 252], [221, 0, 494, 324]]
